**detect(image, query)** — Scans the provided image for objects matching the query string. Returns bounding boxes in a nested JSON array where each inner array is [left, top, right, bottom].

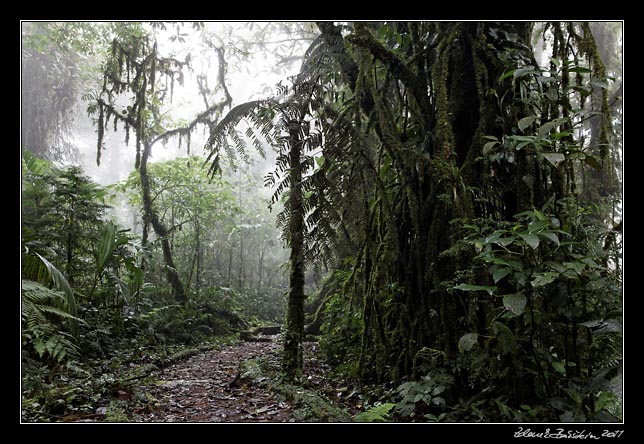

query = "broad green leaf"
[[538, 121, 558, 136], [483, 141, 498, 155], [493, 267, 512, 284], [531, 272, 559, 287], [545, 88, 559, 102], [580, 257, 600, 268], [516, 141, 531, 150], [563, 261, 585, 275], [97, 222, 117, 273], [533, 209, 548, 221], [551, 131, 572, 140], [315, 155, 325, 168], [458, 333, 479, 352], [485, 230, 504, 244], [538, 75, 556, 84], [543, 152, 566, 167], [519, 233, 540, 249], [106, 271, 130, 303], [503, 293, 527, 316], [528, 219, 548, 233], [509, 135, 536, 143], [571, 85, 592, 98], [499, 70, 515, 81], [538, 231, 560, 246], [453, 284, 497, 295], [552, 360, 566, 376], [568, 66, 592, 73], [513, 67, 535, 79], [495, 237, 514, 247], [544, 261, 567, 273], [431, 386, 446, 396], [518, 116, 537, 132]]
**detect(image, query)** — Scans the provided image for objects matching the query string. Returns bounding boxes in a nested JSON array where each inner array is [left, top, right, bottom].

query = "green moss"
[[238, 356, 352, 422]]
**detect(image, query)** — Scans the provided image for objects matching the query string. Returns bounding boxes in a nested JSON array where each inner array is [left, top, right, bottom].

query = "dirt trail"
[[131, 337, 352, 423]]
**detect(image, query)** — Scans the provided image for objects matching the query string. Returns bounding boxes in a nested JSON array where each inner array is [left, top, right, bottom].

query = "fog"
[[58, 22, 316, 191]]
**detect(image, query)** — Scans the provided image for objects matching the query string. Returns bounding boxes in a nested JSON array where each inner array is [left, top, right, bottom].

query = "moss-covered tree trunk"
[[283, 118, 306, 379], [140, 141, 186, 303]]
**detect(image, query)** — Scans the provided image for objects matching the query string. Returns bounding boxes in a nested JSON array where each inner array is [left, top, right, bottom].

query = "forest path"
[[133, 337, 350, 423]]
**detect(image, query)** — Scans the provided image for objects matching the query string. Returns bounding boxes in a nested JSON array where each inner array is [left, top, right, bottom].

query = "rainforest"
[[21, 21, 623, 425]]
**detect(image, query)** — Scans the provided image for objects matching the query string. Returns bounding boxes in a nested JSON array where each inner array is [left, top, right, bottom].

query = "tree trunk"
[[227, 241, 234, 287], [257, 244, 265, 292], [140, 141, 186, 303], [283, 118, 306, 379], [195, 220, 201, 295], [238, 229, 244, 290]]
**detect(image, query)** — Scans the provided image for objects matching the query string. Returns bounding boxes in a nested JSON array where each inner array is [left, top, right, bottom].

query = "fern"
[[23, 251, 79, 335], [21, 280, 82, 363], [353, 403, 396, 422], [204, 100, 274, 176], [203, 33, 372, 273]]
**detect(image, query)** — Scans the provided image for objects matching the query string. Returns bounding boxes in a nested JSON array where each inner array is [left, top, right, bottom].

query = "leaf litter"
[[128, 336, 359, 423]]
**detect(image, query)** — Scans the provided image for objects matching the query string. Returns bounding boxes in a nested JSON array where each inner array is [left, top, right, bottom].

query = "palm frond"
[[33, 253, 77, 311]]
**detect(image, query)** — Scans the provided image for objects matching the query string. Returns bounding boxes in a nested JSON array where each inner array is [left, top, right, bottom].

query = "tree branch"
[[151, 98, 231, 146], [151, 45, 233, 147], [346, 24, 431, 122], [315, 22, 359, 92], [98, 99, 136, 128]]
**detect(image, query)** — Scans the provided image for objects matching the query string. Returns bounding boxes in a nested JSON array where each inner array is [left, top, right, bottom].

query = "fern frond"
[[22, 279, 81, 363], [204, 100, 272, 176], [353, 403, 396, 423], [22, 280, 83, 323]]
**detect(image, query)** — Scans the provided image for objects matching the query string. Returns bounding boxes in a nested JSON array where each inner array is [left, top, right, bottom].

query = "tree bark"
[[282, 118, 306, 379], [140, 141, 186, 303]]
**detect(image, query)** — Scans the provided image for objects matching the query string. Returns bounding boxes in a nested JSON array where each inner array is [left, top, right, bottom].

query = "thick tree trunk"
[[140, 141, 186, 303], [282, 118, 306, 379]]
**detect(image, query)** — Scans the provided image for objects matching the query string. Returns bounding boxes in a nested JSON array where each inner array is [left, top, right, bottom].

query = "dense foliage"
[[302, 22, 622, 422], [21, 151, 286, 421]]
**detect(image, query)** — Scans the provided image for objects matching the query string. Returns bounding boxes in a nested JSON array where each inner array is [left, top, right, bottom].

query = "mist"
[[21, 21, 622, 425]]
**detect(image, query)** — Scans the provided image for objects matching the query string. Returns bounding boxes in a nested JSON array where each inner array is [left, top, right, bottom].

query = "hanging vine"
[[87, 23, 232, 302]]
